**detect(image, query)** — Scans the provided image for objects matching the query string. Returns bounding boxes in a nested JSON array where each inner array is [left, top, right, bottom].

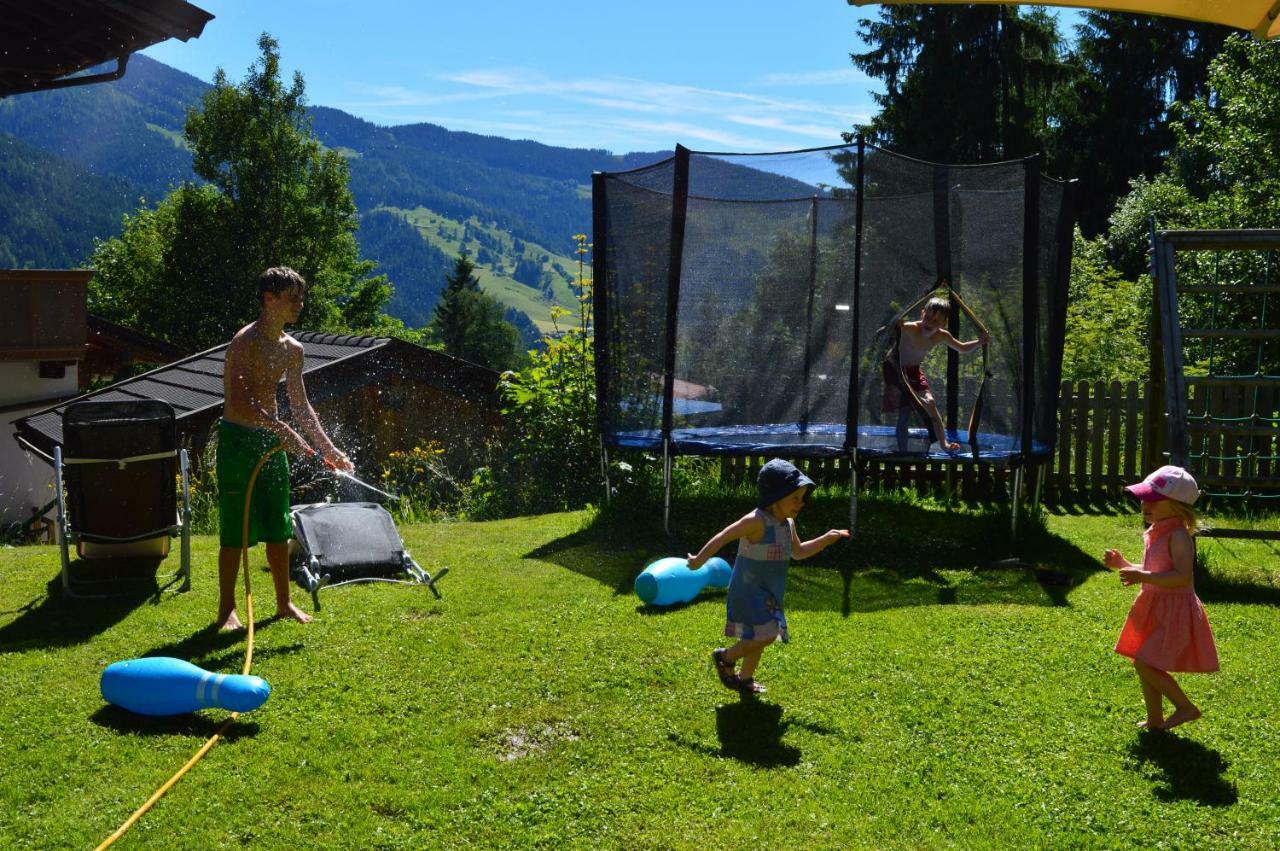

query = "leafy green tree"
[[1168, 36, 1280, 225], [88, 34, 393, 349], [1089, 36, 1280, 380], [486, 235, 599, 516], [849, 5, 1066, 162], [429, 254, 526, 371], [1061, 232, 1148, 382]]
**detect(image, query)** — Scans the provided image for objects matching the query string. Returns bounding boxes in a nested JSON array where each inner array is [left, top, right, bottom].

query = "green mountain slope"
[[0, 133, 136, 268], [0, 54, 666, 331]]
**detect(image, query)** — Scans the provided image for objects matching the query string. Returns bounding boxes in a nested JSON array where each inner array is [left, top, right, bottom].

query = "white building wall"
[[0, 361, 79, 529]]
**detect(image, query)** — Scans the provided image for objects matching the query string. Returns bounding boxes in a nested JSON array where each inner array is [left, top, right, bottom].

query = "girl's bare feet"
[[277, 601, 313, 624], [1137, 717, 1163, 730], [216, 611, 244, 632], [1159, 705, 1202, 730]]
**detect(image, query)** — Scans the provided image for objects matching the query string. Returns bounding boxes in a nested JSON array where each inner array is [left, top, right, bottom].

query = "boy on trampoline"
[[688, 458, 849, 696], [883, 296, 988, 452], [215, 266, 354, 631]]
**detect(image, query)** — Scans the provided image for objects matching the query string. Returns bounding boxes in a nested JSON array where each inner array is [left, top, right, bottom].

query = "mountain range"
[[0, 55, 668, 333]]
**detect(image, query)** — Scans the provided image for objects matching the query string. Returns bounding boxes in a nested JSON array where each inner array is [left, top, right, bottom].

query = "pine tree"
[[1048, 12, 1231, 236], [848, 6, 1066, 162], [429, 254, 525, 371]]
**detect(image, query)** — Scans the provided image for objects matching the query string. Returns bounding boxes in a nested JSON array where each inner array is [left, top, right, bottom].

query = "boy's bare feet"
[[1159, 705, 1201, 730], [277, 601, 313, 624], [216, 611, 245, 632]]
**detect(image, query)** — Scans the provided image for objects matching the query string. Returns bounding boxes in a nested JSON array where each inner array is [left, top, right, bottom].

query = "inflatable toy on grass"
[[101, 657, 270, 716], [634, 556, 732, 606]]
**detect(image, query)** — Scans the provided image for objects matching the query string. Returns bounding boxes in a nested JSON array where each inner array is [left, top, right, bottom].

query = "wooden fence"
[[718, 380, 1155, 502]]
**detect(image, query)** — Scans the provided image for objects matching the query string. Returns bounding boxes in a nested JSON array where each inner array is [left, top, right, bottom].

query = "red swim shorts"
[[882, 360, 929, 413]]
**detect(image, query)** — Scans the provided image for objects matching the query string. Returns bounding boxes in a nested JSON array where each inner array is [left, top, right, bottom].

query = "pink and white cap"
[[1125, 465, 1200, 506]]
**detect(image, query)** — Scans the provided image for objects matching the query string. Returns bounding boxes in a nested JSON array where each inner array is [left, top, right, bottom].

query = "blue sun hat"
[[757, 458, 815, 509]]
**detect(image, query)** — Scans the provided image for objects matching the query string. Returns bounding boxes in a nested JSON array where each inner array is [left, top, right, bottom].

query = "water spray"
[[331, 468, 400, 502]]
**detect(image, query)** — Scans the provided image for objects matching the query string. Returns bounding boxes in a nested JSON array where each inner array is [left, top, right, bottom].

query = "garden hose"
[[96, 443, 282, 850]]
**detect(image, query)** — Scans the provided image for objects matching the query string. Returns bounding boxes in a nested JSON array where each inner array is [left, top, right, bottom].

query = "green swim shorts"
[[217, 419, 293, 548]]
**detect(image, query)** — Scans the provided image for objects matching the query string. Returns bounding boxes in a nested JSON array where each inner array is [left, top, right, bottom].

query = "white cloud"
[[334, 66, 874, 152], [756, 68, 870, 87], [723, 114, 846, 141]]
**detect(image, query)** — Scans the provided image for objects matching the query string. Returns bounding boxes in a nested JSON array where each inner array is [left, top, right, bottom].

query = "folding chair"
[[53, 400, 191, 598], [290, 501, 447, 611]]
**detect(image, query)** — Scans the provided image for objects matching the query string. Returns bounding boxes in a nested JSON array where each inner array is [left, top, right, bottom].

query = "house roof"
[[13, 330, 500, 457], [87, 314, 189, 363], [0, 0, 214, 98]]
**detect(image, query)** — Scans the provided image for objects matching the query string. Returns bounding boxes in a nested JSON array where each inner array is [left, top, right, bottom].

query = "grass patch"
[[2, 498, 1278, 848]]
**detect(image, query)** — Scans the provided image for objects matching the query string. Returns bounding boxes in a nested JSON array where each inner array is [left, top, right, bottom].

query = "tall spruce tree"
[[89, 34, 392, 349], [848, 5, 1066, 163], [1048, 12, 1231, 236], [429, 254, 525, 372]]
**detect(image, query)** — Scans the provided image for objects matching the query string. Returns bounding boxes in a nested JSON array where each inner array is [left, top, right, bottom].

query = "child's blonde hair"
[[1165, 499, 1199, 534], [923, 296, 951, 319]]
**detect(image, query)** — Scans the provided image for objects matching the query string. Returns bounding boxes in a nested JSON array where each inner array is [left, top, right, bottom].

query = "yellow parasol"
[[845, 1, 1280, 40]]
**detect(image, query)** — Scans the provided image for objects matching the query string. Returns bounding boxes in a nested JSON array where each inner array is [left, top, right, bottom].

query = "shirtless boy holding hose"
[[215, 266, 353, 630]]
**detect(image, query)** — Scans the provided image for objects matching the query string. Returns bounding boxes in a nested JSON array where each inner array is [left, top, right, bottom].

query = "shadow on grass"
[[0, 569, 163, 651], [90, 704, 261, 739], [1044, 497, 1130, 518], [137, 622, 305, 671], [525, 495, 1109, 614], [1196, 536, 1280, 607], [1128, 730, 1237, 807], [669, 698, 834, 768]]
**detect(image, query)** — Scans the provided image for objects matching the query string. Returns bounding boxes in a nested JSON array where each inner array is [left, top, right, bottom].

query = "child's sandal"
[[712, 649, 737, 690], [736, 677, 766, 696]]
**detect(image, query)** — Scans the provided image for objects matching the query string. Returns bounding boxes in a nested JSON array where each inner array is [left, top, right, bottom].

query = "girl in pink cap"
[[1104, 465, 1218, 730]]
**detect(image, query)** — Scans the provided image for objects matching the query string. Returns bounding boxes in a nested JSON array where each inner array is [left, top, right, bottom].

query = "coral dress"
[[1114, 517, 1219, 673]]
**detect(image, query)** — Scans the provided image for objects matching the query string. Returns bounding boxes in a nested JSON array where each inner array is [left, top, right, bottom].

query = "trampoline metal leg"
[[600, 438, 611, 506], [662, 438, 671, 537], [1011, 466, 1024, 541], [848, 452, 858, 533], [1032, 463, 1044, 514]]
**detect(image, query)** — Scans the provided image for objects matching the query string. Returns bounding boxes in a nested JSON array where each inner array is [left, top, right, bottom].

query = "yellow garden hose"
[[96, 443, 282, 850]]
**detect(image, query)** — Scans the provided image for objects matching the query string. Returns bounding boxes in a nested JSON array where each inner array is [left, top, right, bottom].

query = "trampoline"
[[592, 140, 1076, 532], [612, 424, 1050, 461]]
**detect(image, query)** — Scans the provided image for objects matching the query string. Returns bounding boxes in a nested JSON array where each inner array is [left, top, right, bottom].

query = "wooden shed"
[[14, 331, 502, 484]]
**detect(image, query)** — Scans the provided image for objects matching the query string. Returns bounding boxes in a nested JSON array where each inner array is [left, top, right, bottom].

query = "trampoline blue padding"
[[609, 423, 1050, 462]]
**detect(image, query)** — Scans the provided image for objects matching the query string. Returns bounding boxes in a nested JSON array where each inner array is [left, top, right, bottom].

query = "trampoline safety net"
[[592, 141, 1076, 465]]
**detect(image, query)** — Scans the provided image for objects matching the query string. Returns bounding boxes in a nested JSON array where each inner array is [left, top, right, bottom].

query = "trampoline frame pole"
[[848, 449, 858, 532], [600, 438, 611, 506], [663, 437, 672, 536], [1011, 465, 1024, 541], [1032, 463, 1044, 514]]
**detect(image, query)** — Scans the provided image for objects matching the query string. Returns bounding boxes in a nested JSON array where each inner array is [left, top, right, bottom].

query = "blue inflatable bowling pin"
[[634, 556, 732, 606], [101, 657, 271, 716]]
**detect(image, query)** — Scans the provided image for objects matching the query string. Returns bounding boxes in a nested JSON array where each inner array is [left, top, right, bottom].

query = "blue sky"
[[144, 1, 1081, 155]]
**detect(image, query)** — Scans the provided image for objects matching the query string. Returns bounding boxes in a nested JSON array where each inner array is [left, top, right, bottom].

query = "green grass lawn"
[[2, 498, 1278, 849]]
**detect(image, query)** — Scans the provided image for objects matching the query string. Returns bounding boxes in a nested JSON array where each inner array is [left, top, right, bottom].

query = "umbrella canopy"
[[846, 1, 1280, 39]]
